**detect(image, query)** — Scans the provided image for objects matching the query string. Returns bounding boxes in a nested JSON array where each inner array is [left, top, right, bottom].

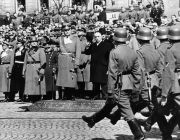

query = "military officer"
[[77, 28, 92, 99], [0, 42, 13, 101], [23, 37, 46, 102], [44, 41, 58, 100], [46, 25, 81, 100], [82, 28, 144, 140]]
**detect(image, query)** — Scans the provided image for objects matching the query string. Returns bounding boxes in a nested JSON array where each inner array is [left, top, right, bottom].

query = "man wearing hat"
[[44, 42, 58, 100], [46, 24, 81, 100], [76, 28, 92, 99], [22, 37, 46, 102], [82, 28, 144, 140]]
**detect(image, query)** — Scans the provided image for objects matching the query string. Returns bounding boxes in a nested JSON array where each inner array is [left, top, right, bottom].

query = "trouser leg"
[[117, 90, 144, 140], [93, 83, 100, 99], [100, 83, 107, 99]]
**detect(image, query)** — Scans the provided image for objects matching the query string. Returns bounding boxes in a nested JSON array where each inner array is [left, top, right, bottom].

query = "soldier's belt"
[[122, 70, 131, 75], [0, 62, 10, 65], [27, 61, 40, 64], [15, 61, 24, 64]]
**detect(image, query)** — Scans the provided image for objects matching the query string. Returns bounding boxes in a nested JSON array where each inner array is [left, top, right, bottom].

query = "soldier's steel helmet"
[[168, 26, 180, 40], [113, 28, 127, 42], [156, 27, 169, 39], [137, 27, 152, 40]]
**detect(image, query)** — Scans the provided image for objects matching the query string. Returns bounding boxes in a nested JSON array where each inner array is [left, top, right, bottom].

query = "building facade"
[[0, 0, 179, 18]]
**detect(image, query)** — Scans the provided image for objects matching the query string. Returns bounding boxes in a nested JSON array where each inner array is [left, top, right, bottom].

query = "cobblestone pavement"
[[0, 101, 179, 140]]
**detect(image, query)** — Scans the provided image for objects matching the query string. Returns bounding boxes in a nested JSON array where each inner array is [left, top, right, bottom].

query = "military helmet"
[[137, 27, 152, 40], [156, 27, 169, 39], [113, 28, 127, 42], [168, 25, 180, 40]]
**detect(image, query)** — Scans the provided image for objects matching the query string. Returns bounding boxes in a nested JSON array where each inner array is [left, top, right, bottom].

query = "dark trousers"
[[93, 83, 107, 99], [10, 63, 25, 100]]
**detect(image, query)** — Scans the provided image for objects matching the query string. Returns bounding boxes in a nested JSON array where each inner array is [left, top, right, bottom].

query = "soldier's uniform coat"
[[45, 50, 58, 92], [0, 49, 12, 92], [137, 43, 163, 90], [108, 44, 141, 121], [55, 36, 81, 88], [128, 10, 138, 25], [23, 48, 46, 95], [162, 42, 180, 109], [77, 37, 92, 90]]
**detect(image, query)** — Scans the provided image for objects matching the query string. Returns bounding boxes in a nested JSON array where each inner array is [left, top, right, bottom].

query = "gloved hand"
[[39, 69, 45, 75], [160, 96, 167, 106]]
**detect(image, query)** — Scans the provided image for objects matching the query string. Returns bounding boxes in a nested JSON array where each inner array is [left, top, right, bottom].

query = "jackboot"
[[106, 109, 121, 125], [82, 98, 116, 128], [128, 119, 145, 140]]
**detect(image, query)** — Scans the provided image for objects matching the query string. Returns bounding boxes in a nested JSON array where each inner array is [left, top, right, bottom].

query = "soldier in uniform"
[[9, 40, 26, 102], [0, 42, 13, 101], [46, 25, 81, 100], [44, 40, 58, 100], [82, 28, 144, 140], [119, 7, 129, 22], [77, 28, 92, 99], [128, 6, 138, 26], [107, 28, 169, 139], [137, 4, 148, 22], [155, 26, 180, 139], [63, 10, 75, 24], [150, 1, 163, 26], [23, 37, 46, 102]]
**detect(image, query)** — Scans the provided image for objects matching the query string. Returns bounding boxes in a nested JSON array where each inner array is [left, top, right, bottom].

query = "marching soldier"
[[0, 42, 13, 102], [23, 37, 46, 102], [82, 28, 144, 140], [9, 39, 26, 102], [157, 26, 180, 139], [107, 28, 168, 139]]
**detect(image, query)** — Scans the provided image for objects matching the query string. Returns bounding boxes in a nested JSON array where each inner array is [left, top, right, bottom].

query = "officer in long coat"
[[0, 42, 12, 101], [44, 43, 58, 100], [84, 31, 114, 99], [46, 25, 81, 100], [23, 37, 46, 102], [82, 28, 144, 140], [159, 26, 180, 139], [77, 28, 92, 99]]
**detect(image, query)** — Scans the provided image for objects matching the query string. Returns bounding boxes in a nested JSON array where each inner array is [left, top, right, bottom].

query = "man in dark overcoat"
[[84, 31, 114, 99], [44, 44, 58, 100]]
